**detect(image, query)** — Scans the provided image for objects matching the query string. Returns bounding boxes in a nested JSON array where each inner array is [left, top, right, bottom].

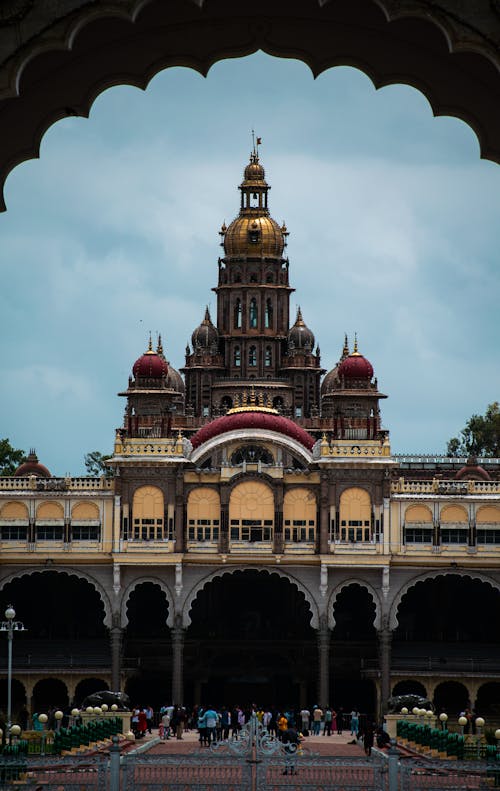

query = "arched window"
[[234, 299, 242, 328], [249, 297, 258, 328], [234, 346, 241, 366], [35, 501, 64, 541], [72, 502, 101, 541], [248, 346, 257, 366], [131, 485, 167, 541], [265, 299, 273, 328], [265, 346, 272, 367], [476, 506, 500, 545], [404, 504, 433, 545], [187, 488, 220, 543], [231, 446, 274, 465], [440, 505, 468, 545], [0, 501, 28, 541], [284, 489, 316, 544], [339, 488, 372, 543], [266, 271, 274, 284], [221, 396, 233, 412], [229, 481, 274, 544]]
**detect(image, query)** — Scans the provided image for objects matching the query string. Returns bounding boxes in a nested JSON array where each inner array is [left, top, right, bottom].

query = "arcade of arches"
[[2, 570, 500, 717]]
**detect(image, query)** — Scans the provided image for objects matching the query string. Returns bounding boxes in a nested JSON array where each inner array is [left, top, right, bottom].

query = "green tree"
[[0, 438, 26, 476], [84, 451, 113, 477], [447, 402, 500, 458]]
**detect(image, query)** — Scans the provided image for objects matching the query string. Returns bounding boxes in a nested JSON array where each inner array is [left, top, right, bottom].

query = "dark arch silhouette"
[[187, 569, 315, 706], [1, 0, 499, 210], [476, 682, 500, 718], [434, 680, 469, 716], [123, 582, 171, 707], [392, 680, 427, 698], [32, 678, 69, 713], [74, 678, 109, 707]]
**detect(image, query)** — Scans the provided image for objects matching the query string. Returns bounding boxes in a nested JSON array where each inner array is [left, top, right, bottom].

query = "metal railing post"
[[109, 735, 121, 791], [388, 739, 399, 791]]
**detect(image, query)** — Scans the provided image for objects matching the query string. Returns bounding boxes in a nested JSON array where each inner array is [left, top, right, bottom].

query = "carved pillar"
[[219, 483, 229, 553], [110, 626, 123, 692], [171, 625, 185, 705], [174, 472, 184, 553], [319, 474, 329, 554], [378, 626, 393, 718], [317, 621, 331, 710]]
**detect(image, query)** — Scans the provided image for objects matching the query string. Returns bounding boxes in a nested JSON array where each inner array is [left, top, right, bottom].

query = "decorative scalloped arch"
[[183, 566, 319, 629], [1, 0, 500, 210], [328, 578, 382, 631], [121, 576, 175, 629], [389, 570, 500, 630], [0, 501, 29, 518], [191, 429, 313, 466], [0, 567, 113, 627]]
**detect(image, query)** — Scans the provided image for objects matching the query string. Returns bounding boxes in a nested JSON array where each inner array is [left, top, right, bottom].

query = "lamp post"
[[475, 717, 485, 760], [458, 715, 468, 736], [0, 605, 26, 736], [439, 713, 448, 731]]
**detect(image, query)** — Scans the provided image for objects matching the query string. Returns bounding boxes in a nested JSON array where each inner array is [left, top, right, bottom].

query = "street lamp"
[[439, 713, 448, 731], [0, 605, 26, 735]]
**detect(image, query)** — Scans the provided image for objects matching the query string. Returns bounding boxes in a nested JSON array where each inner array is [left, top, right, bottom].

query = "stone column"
[[317, 621, 330, 709], [319, 474, 329, 554], [171, 625, 185, 705], [378, 626, 393, 718], [110, 626, 123, 692]]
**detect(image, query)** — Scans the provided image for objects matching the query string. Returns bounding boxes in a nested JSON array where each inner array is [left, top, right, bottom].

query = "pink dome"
[[191, 412, 315, 450], [338, 353, 373, 381], [133, 349, 168, 379]]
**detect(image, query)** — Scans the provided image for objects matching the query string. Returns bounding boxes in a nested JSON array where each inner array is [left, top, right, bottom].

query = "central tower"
[[183, 145, 324, 420]]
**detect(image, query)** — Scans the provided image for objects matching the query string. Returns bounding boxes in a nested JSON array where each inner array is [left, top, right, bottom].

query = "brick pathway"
[[145, 729, 367, 756]]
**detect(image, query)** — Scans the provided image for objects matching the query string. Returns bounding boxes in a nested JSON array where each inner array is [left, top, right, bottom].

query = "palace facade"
[[1, 149, 499, 719]]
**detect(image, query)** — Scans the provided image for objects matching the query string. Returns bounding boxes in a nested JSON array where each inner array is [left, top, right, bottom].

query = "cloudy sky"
[[1, 53, 499, 476]]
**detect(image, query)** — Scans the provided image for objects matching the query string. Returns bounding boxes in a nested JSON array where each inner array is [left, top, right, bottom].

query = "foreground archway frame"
[[1, 0, 500, 210]]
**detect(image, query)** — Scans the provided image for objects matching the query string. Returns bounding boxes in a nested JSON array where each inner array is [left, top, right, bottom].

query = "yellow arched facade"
[[71, 501, 101, 542], [440, 505, 469, 544], [284, 488, 316, 543], [187, 488, 220, 543], [476, 506, 500, 546], [229, 481, 274, 543], [131, 486, 164, 541], [72, 502, 100, 520], [440, 505, 468, 523], [36, 501, 64, 520], [339, 487, 371, 542], [0, 501, 28, 519], [35, 501, 64, 541], [0, 500, 29, 541], [405, 505, 433, 523]]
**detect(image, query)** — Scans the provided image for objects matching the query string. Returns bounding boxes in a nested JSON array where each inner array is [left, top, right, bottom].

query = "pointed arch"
[[328, 578, 382, 630], [120, 576, 175, 629], [389, 570, 500, 630], [183, 566, 319, 630], [0, 567, 113, 627]]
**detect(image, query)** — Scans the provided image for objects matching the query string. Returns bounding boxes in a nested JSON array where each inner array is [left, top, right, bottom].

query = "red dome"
[[133, 351, 168, 379], [191, 412, 315, 450], [338, 353, 373, 381], [14, 451, 51, 478]]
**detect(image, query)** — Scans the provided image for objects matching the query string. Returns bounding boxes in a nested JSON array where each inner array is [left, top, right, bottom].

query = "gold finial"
[[343, 334, 349, 358], [296, 306, 304, 325], [352, 333, 360, 356], [219, 221, 227, 237], [227, 387, 278, 415], [146, 332, 154, 355], [157, 333, 164, 357], [203, 306, 211, 324]]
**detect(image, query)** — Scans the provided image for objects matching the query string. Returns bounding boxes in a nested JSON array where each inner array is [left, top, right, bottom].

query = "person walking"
[[300, 707, 310, 735], [312, 706, 323, 736], [323, 707, 333, 736], [203, 706, 218, 745], [350, 709, 360, 736]]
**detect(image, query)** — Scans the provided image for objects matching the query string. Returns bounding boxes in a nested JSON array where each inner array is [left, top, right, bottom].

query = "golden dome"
[[224, 215, 285, 257], [222, 149, 287, 259]]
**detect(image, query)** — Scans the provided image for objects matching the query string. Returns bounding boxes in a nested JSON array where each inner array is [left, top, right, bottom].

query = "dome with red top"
[[338, 338, 373, 382], [191, 411, 315, 451], [132, 338, 169, 379], [14, 450, 51, 478]]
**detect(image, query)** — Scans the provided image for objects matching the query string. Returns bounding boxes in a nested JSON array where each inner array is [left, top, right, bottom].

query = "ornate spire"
[[157, 334, 164, 358], [146, 332, 154, 354], [342, 334, 349, 359], [353, 333, 360, 356]]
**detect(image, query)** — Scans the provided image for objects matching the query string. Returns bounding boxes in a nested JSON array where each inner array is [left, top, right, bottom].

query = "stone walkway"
[[145, 729, 367, 756]]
